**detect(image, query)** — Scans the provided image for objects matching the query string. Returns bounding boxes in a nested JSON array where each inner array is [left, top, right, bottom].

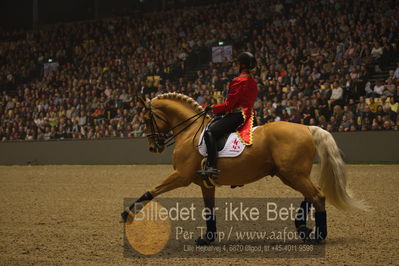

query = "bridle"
[[144, 102, 208, 149]]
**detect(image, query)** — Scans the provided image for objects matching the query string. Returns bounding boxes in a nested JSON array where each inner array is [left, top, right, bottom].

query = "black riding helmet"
[[236, 52, 256, 70]]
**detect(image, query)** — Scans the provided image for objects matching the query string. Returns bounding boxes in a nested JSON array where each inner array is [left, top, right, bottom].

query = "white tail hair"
[[308, 126, 368, 211]]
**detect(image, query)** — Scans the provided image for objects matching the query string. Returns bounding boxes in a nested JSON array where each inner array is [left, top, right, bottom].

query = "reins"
[[145, 104, 208, 148]]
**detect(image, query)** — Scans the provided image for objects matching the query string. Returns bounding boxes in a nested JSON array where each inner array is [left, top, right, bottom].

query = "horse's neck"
[[156, 102, 208, 142]]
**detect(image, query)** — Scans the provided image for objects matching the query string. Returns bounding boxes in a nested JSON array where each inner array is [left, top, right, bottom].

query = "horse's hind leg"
[[121, 171, 191, 222], [281, 175, 327, 241], [296, 177, 326, 241]]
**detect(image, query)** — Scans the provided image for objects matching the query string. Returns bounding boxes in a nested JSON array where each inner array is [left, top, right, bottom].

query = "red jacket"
[[212, 72, 258, 145]]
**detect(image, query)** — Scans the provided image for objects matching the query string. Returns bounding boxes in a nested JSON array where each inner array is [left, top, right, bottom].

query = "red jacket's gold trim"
[[236, 107, 254, 146]]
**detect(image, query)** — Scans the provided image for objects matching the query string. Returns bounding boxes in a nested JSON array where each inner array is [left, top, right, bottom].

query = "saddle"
[[198, 118, 258, 158]]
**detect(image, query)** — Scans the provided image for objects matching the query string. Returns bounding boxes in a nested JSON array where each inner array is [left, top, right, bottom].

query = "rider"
[[199, 51, 258, 178]]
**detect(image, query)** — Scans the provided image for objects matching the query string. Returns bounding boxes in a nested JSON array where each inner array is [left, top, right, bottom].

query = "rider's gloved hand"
[[205, 105, 213, 113]]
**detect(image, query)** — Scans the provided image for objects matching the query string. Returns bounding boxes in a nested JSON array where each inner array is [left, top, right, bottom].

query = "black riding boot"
[[198, 131, 220, 178]]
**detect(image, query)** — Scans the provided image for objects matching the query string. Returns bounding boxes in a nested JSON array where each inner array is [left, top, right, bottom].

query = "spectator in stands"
[[330, 82, 344, 108], [383, 79, 396, 97], [371, 41, 384, 72], [389, 97, 398, 121], [393, 63, 399, 80], [0, 0, 398, 141], [372, 80, 385, 97], [368, 97, 379, 113]]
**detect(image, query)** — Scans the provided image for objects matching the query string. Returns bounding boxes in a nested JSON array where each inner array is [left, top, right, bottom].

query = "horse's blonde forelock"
[[152, 92, 205, 113]]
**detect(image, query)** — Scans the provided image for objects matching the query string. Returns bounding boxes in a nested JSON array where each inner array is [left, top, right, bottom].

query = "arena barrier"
[[0, 131, 398, 165]]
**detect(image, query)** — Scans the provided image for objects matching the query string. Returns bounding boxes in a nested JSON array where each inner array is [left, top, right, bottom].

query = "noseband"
[[145, 106, 169, 149]]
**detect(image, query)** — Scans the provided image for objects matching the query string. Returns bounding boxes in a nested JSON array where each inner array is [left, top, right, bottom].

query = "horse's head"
[[139, 96, 169, 153], [139, 93, 209, 153]]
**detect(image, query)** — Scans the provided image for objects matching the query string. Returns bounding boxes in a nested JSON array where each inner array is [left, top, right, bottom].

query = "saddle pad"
[[198, 126, 259, 158]]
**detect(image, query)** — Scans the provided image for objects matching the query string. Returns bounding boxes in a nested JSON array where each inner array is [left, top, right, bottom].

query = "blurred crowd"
[[0, 0, 399, 141]]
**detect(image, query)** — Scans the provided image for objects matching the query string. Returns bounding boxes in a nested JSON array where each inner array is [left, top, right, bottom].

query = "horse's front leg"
[[195, 185, 217, 246], [121, 171, 191, 222]]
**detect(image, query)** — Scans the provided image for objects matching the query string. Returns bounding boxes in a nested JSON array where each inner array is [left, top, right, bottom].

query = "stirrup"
[[197, 167, 220, 188], [197, 166, 220, 186], [201, 174, 221, 189], [198, 158, 221, 188], [198, 158, 220, 177], [197, 167, 220, 177]]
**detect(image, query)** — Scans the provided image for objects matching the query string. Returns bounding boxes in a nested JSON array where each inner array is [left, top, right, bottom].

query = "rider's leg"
[[203, 130, 219, 174], [208, 111, 245, 141], [202, 111, 244, 176]]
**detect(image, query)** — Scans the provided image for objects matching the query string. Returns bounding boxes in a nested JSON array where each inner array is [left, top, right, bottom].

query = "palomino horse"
[[121, 93, 366, 244]]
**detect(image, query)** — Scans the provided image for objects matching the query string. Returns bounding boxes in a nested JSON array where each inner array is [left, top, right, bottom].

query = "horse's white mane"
[[152, 92, 205, 113]]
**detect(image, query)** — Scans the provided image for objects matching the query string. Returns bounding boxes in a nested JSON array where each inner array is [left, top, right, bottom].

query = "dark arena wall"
[[0, 131, 398, 165]]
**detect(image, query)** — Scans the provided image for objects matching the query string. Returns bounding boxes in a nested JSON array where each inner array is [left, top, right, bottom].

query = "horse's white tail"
[[308, 126, 368, 211]]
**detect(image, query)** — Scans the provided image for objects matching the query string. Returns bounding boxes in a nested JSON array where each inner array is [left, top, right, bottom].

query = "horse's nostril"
[[149, 147, 154, 152]]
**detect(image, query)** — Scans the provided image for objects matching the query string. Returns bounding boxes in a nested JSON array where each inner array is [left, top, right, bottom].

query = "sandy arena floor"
[[0, 164, 398, 265]]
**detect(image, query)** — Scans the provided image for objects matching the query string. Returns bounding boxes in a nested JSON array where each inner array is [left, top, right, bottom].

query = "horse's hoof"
[[121, 211, 129, 223], [304, 237, 325, 245], [195, 236, 213, 246], [298, 227, 326, 245], [297, 225, 312, 241]]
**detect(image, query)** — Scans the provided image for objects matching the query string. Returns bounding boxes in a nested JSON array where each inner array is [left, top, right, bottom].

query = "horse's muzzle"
[[149, 146, 164, 153]]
